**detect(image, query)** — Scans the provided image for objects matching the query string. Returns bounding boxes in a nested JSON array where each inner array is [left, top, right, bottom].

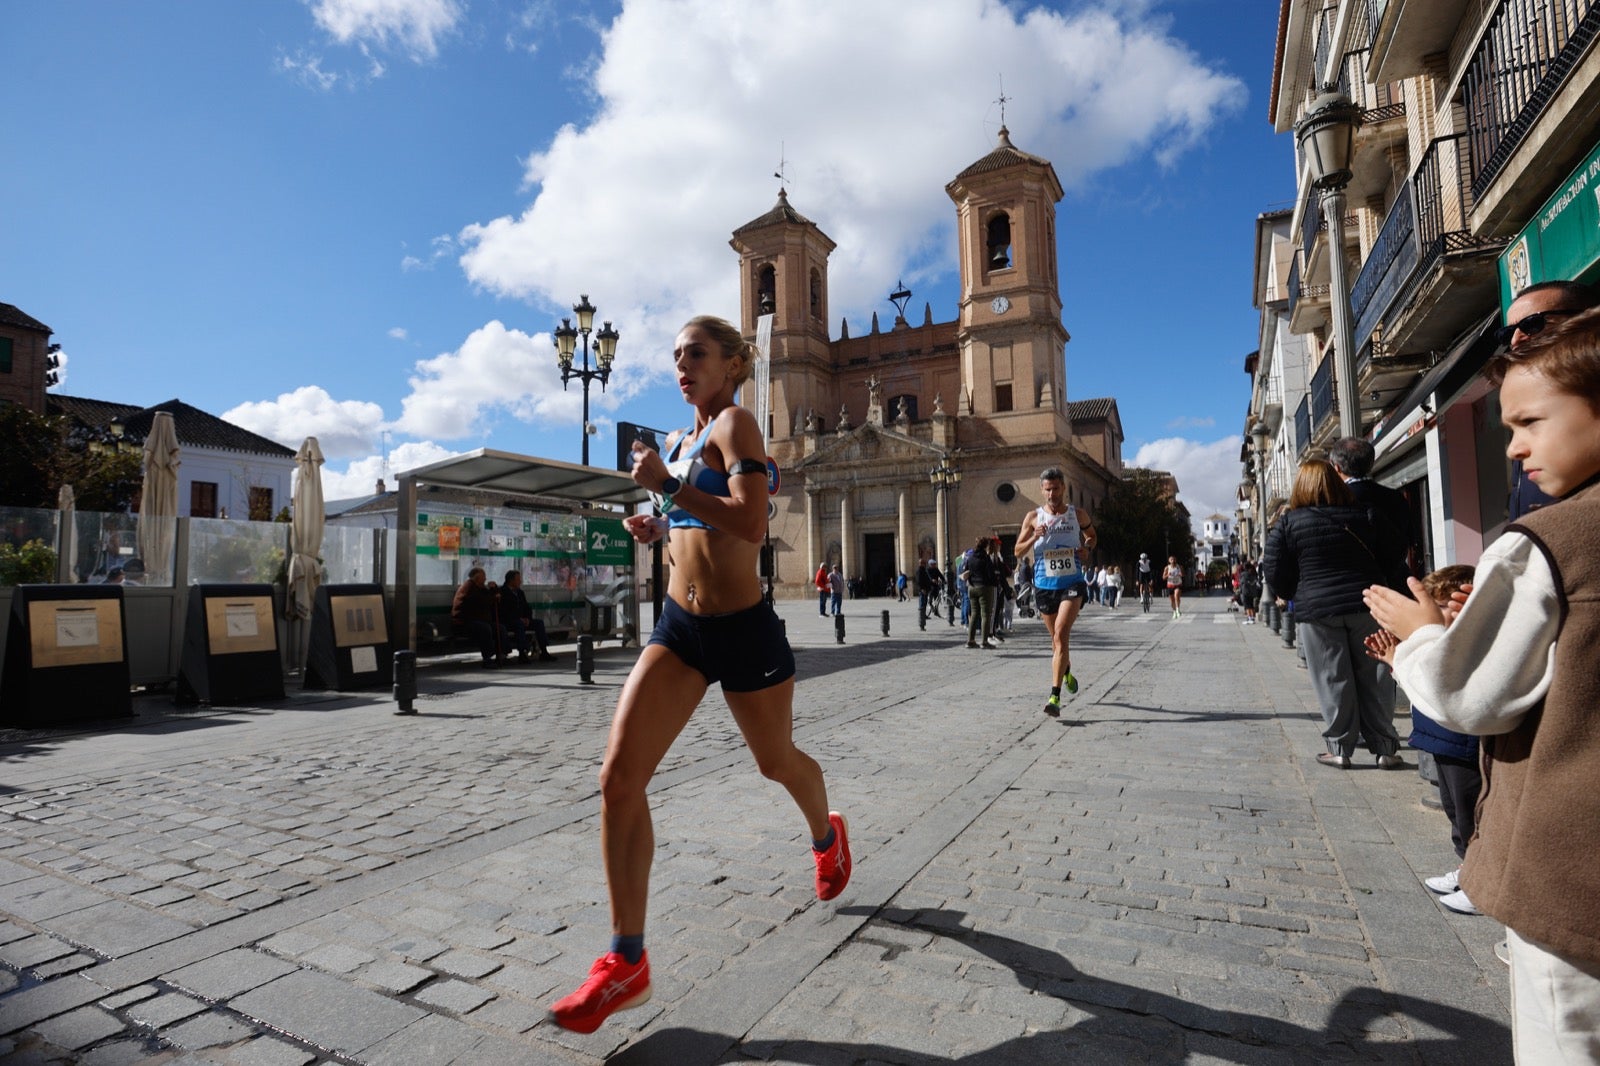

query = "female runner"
[[549, 315, 851, 1033]]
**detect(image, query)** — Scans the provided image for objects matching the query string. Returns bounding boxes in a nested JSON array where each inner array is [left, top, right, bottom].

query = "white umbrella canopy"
[[57, 483, 77, 583], [137, 411, 180, 584], [287, 437, 325, 621]]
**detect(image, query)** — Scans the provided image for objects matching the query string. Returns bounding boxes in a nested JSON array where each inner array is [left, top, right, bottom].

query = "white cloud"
[[455, 0, 1245, 400], [322, 439, 458, 499], [1132, 435, 1244, 531], [393, 319, 586, 441], [308, 0, 463, 60], [387, 326, 408, 340], [400, 234, 456, 272], [223, 386, 388, 460]]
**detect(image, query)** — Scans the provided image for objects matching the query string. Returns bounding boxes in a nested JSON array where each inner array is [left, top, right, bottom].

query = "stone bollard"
[[576, 635, 595, 684], [834, 613, 845, 644], [1282, 608, 1296, 650], [881, 609, 890, 637], [393, 650, 418, 715]]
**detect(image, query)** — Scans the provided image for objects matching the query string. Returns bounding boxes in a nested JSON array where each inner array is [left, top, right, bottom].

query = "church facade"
[[729, 130, 1121, 597]]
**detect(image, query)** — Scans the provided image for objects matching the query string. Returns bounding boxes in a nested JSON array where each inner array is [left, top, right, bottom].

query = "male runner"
[[1013, 467, 1096, 717]]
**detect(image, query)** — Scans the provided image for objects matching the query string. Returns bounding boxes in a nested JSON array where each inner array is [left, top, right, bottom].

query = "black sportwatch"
[[660, 475, 682, 497]]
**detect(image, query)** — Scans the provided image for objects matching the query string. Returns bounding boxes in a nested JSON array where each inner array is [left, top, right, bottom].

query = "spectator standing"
[[1500, 280, 1597, 520], [827, 564, 844, 616], [916, 558, 942, 619], [1330, 436, 1420, 578], [814, 562, 829, 616], [1265, 460, 1407, 769], [1365, 306, 1600, 1062], [1238, 562, 1263, 624], [1104, 565, 1122, 608], [1365, 565, 1480, 915], [962, 536, 997, 648], [896, 571, 908, 601]]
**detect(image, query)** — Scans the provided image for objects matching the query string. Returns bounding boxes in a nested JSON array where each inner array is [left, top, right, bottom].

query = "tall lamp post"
[[930, 457, 961, 626], [1295, 91, 1362, 439], [553, 294, 621, 466]]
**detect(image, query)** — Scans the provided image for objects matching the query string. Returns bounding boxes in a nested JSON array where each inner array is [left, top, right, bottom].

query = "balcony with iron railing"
[[1294, 394, 1312, 459], [1288, 249, 1331, 334], [1347, 133, 1505, 359], [1463, 0, 1600, 204], [1310, 352, 1337, 442]]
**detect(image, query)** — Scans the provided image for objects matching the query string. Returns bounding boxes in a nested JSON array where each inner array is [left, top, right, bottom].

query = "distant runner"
[[1164, 556, 1184, 619]]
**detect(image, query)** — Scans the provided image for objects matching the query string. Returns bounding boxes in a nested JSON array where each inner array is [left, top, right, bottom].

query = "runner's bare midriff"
[[666, 526, 763, 614]]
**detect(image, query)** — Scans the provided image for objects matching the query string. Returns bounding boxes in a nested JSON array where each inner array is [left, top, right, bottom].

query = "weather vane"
[[774, 142, 790, 190], [995, 75, 1010, 126]]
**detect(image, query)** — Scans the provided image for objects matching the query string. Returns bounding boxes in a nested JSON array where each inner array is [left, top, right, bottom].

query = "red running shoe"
[[548, 951, 652, 1033], [813, 811, 852, 900]]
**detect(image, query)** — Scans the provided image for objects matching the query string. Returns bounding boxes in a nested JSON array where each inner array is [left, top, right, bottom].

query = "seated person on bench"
[[452, 566, 509, 667], [498, 569, 557, 662]]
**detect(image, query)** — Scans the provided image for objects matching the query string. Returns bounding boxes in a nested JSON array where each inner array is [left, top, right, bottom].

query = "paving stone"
[[413, 979, 496, 1014], [124, 991, 209, 1029], [231, 970, 424, 1056], [166, 949, 300, 1001], [33, 1005, 126, 1050]]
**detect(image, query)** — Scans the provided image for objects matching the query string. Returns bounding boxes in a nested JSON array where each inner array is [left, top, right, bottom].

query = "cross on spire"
[[995, 75, 1010, 127], [774, 142, 790, 190]]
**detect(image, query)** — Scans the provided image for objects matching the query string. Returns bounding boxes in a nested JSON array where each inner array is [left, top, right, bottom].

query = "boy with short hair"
[[1365, 306, 1600, 1063]]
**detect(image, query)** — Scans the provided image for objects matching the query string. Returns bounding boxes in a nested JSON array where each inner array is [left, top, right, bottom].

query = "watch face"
[[990, 295, 1010, 314]]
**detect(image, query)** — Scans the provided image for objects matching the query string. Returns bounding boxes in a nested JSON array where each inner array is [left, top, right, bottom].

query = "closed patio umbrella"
[[287, 437, 325, 621], [57, 483, 76, 583], [137, 411, 180, 584]]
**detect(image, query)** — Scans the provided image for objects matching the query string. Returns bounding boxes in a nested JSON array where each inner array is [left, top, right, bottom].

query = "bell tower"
[[730, 189, 837, 445], [945, 127, 1070, 441]]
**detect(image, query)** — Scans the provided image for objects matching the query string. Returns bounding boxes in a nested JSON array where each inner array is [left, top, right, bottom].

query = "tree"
[[0, 401, 144, 512], [0, 403, 66, 508], [1093, 470, 1195, 576]]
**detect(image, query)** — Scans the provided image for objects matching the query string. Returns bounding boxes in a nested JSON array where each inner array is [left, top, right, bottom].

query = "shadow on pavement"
[[616, 906, 1509, 1065]]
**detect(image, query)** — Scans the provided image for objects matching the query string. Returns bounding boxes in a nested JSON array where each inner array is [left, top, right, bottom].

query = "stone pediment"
[[797, 423, 944, 473]]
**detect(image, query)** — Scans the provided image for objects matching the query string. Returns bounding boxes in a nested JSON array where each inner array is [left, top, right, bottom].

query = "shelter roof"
[[398, 449, 650, 508], [1068, 397, 1120, 422]]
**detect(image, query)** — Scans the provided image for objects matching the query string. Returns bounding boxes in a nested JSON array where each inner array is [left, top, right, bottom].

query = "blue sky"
[[3, 0, 1291, 523]]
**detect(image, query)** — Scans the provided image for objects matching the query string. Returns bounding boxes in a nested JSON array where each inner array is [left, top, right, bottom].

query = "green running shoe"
[[1064, 670, 1078, 695], [1043, 695, 1061, 718]]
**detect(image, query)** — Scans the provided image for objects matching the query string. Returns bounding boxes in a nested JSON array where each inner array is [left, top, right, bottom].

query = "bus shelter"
[[394, 449, 651, 652]]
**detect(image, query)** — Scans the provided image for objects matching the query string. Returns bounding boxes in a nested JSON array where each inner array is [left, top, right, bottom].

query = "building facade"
[[732, 130, 1121, 596], [1252, 0, 1600, 570]]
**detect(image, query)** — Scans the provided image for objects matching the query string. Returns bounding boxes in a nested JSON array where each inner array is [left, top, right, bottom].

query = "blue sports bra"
[[664, 422, 731, 531]]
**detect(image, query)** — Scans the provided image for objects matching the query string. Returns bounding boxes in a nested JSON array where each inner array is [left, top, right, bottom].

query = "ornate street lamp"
[[930, 457, 962, 625], [554, 294, 621, 466], [1295, 90, 1363, 439]]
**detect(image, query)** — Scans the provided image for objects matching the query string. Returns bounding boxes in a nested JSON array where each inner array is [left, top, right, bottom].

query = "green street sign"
[[1500, 136, 1600, 308], [585, 517, 633, 565]]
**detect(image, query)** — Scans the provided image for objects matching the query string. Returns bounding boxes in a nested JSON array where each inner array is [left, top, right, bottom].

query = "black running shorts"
[[647, 596, 796, 692]]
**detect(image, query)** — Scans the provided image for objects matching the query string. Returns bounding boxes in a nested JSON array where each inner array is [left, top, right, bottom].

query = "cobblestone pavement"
[[0, 594, 1511, 1064]]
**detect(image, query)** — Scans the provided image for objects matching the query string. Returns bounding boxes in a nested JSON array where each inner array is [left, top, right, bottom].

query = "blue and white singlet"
[[1031, 506, 1085, 590]]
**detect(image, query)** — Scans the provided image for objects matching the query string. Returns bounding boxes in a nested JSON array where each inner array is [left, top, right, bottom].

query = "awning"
[[398, 448, 650, 506], [1373, 311, 1499, 459]]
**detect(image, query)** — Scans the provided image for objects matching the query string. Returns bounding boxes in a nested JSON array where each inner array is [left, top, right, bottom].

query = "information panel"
[[176, 584, 284, 706], [1, 584, 132, 726], [304, 584, 392, 691]]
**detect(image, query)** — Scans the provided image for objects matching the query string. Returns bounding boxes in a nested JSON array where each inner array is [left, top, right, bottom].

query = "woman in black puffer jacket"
[[1264, 459, 1409, 769]]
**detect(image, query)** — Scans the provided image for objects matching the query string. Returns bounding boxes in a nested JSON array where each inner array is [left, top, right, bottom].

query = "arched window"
[[887, 394, 918, 422], [986, 213, 1012, 270], [809, 268, 822, 317], [757, 264, 776, 315]]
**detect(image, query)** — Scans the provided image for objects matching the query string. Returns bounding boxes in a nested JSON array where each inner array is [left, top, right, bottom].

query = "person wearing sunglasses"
[[1499, 281, 1597, 520]]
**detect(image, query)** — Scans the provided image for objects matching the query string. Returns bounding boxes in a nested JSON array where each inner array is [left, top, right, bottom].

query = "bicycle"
[[1140, 583, 1152, 613]]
